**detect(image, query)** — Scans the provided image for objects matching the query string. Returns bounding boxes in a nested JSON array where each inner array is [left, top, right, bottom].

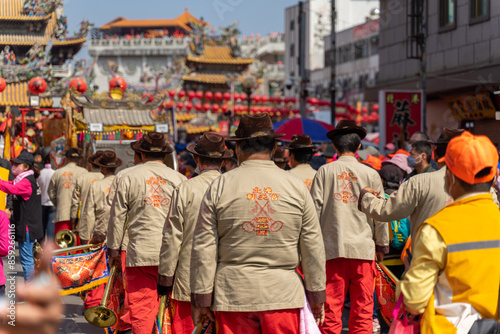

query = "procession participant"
[[399, 131, 500, 334], [0, 150, 43, 281], [358, 128, 464, 250], [286, 134, 317, 191], [38, 154, 56, 241], [221, 157, 238, 173], [404, 140, 435, 180], [272, 145, 289, 169], [158, 133, 232, 334], [191, 114, 326, 333], [48, 148, 88, 238], [310, 120, 389, 334], [70, 151, 104, 233], [108, 132, 186, 334]]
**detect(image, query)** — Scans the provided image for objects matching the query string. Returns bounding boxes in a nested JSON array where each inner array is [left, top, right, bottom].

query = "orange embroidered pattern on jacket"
[[61, 171, 74, 189], [144, 176, 170, 207], [305, 178, 313, 190], [242, 186, 282, 236], [334, 171, 358, 204]]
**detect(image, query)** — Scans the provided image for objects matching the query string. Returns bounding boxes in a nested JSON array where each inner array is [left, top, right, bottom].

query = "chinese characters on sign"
[[446, 93, 496, 120], [383, 91, 422, 148]]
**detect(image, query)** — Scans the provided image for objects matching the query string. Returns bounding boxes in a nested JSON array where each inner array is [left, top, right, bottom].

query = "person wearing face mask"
[[404, 140, 435, 181], [398, 131, 500, 334], [0, 150, 43, 281]]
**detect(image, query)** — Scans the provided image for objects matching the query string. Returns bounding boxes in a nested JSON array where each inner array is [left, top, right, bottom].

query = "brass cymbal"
[[83, 305, 117, 328]]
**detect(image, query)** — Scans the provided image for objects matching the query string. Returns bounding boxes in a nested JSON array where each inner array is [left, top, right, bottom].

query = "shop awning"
[[82, 108, 154, 126]]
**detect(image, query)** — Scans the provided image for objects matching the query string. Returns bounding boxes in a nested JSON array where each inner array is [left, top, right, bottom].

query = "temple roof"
[[0, 82, 52, 107], [0, 0, 51, 21], [182, 73, 243, 85], [99, 9, 205, 32], [186, 46, 253, 65]]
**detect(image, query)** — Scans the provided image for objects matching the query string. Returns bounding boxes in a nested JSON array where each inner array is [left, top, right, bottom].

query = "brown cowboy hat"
[[326, 120, 367, 141], [130, 138, 144, 153], [285, 134, 317, 151], [88, 151, 104, 166], [273, 146, 289, 163], [186, 132, 233, 159], [428, 128, 465, 146], [228, 113, 285, 141], [132, 132, 174, 154], [93, 150, 123, 168]]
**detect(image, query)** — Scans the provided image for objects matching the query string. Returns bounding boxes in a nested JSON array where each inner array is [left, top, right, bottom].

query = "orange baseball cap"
[[362, 155, 382, 170], [445, 131, 499, 184], [387, 149, 410, 158]]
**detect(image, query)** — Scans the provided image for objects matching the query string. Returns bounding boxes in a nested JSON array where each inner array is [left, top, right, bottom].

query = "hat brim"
[[131, 140, 174, 154], [227, 133, 286, 142], [273, 157, 289, 163], [286, 145, 317, 151], [10, 158, 32, 166], [186, 144, 234, 159], [93, 158, 123, 168], [326, 128, 367, 141]]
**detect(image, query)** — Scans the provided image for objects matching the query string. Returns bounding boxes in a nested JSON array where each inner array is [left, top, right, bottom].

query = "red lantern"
[[309, 98, 319, 106], [240, 93, 248, 101], [188, 91, 195, 100], [203, 103, 211, 112], [261, 96, 269, 103], [194, 103, 202, 111], [142, 93, 154, 103], [177, 102, 185, 110], [214, 92, 222, 101], [0, 78, 5, 93], [234, 92, 240, 101], [178, 90, 186, 99], [361, 106, 368, 114], [255, 106, 261, 113], [221, 104, 229, 113], [195, 91, 203, 99], [223, 92, 231, 101], [186, 102, 193, 111], [168, 90, 176, 98], [28, 77, 47, 94], [372, 104, 379, 112], [109, 76, 126, 92], [69, 78, 87, 94], [205, 91, 213, 100], [253, 95, 261, 103], [211, 103, 219, 112]]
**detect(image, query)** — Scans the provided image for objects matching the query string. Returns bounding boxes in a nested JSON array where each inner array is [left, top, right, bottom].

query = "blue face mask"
[[407, 155, 416, 168], [194, 166, 200, 175]]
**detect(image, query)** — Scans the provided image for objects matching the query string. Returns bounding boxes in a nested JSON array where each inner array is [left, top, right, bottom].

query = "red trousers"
[[84, 283, 105, 308], [321, 258, 375, 334], [216, 309, 300, 334], [171, 299, 194, 334], [125, 266, 159, 334], [117, 251, 131, 331]]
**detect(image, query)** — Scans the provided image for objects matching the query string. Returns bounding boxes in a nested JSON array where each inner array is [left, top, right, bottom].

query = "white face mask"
[[194, 166, 200, 174]]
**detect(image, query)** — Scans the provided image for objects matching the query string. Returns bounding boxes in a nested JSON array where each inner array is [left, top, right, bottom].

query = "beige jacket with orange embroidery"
[[310, 156, 388, 261], [71, 170, 104, 220], [191, 160, 326, 312], [289, 163, 317, 191], [48, 162, 88, 223], [108, 161, 186, 267], [158, 169, 221, 302], [79, 174, 115, 241]]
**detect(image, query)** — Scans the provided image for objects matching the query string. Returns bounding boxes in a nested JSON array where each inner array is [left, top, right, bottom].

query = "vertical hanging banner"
[[378, 90, 423, 151]]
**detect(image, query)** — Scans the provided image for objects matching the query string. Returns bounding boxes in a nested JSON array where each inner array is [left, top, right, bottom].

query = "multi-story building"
[[88, 9, 203, 94], [367, 0, 500, 143], [284, 0, 380, 96]]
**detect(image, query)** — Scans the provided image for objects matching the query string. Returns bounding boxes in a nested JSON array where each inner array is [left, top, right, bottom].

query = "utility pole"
[[330, 0, 336, 125], [298, 1, 307, 118], [419, 0, 427, 134]]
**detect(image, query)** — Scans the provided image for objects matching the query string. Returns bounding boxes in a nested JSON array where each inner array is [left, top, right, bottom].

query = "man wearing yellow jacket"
[[399, 131, 500, 333]]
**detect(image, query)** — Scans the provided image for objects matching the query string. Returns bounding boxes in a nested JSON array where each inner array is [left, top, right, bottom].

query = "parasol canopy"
[[273, 118, 336, 142]]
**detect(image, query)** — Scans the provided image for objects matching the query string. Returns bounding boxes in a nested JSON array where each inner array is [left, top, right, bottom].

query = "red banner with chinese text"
[[384, 91, 422, 147]]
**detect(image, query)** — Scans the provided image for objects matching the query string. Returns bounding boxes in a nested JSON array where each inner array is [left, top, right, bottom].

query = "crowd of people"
[[0, 113, 499, 334]]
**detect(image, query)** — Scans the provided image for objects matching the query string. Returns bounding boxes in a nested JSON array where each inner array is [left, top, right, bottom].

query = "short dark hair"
[[198, 156, 224, 168], [101, 167, 118, 174], [290, 150, 314, 164], [412, 140, 432, 163], [142, 152, 168, 161], [456, 167, 494, 192], [332, 133, 361, 154], [238, 138, 275, 156], [67, 156, 80, 163], [434, 145, 446, 161]]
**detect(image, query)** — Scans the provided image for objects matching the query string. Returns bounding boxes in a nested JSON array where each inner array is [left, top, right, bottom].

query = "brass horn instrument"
[[83, 263, 118, 328], [55, 229, 76, 248]]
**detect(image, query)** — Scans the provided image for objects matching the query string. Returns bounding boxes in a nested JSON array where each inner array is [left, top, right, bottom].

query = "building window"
[[439, 0, 456, 30], [290, 20, 295, 31], [290, 43, 295, 57], [470, 0, 489, 24], [338, 44, 352, 64], [370, 36, 379, 55], [354, 40, 369, 60]]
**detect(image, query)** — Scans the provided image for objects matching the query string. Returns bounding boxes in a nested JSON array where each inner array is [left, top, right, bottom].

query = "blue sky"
[[64, 0, 299, 37]]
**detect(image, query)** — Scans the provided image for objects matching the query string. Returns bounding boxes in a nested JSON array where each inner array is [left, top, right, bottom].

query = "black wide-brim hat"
[[228, 113, 285, 141], [11, 150, 34, 166], [132, 132, 174, 154], [186, 132, 233, 159], [428, 128, 465, 146], [273, 146, 289, 163], [93, 150, 123, 168], [326, 120, 367, 141]]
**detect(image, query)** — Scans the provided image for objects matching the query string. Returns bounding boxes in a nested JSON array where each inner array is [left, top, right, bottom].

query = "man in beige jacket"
[[287, 134, 317, 191], [191, 114, 326, 333], [70, 151, 104, 236], [108, 132, 186, 334], [48, 148, 88, 238], [310, 120, 389, 334], [157, 133, 232, 334]]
